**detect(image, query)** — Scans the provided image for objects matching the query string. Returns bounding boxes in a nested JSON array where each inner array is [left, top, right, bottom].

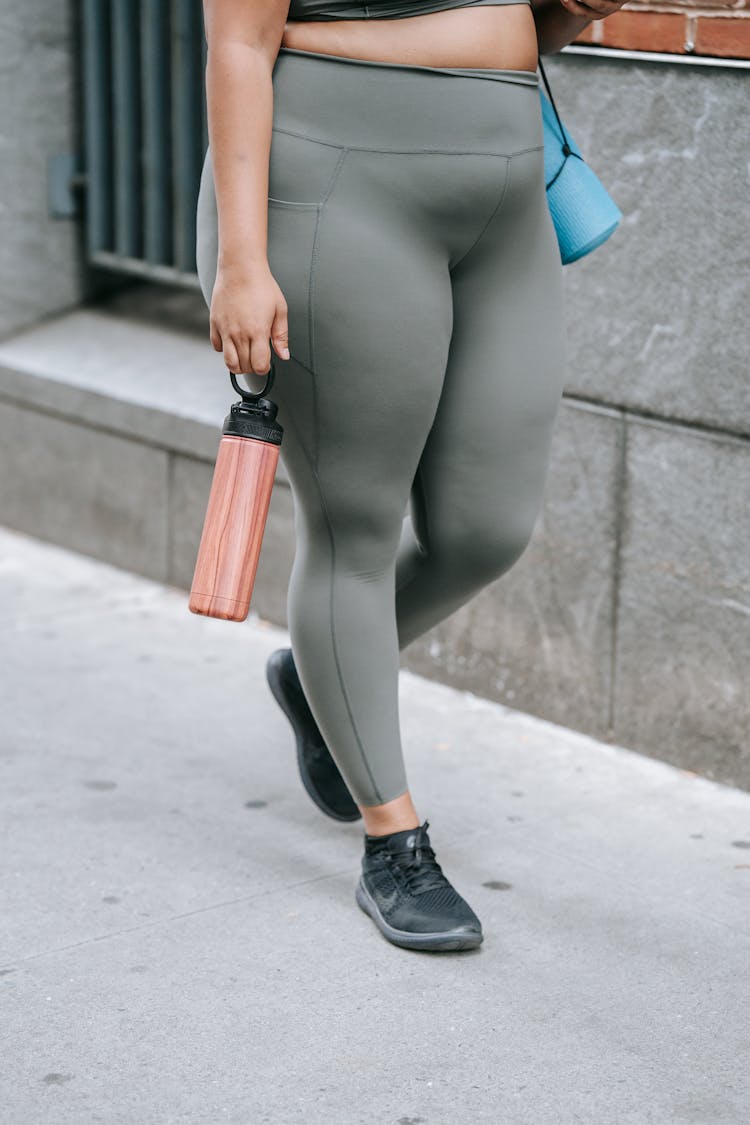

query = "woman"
[[196, 0, 626, 953]]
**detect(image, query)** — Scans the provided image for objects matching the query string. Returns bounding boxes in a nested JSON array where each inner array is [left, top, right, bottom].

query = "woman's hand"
[[531, 0, 627, 53], [209, 262, 290, 376], [557, 0, 627, 19]]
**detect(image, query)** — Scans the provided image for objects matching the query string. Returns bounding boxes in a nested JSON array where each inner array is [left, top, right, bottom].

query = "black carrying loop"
[[230, 359, 276, 404], [538, 58, 570, 151], [539, 58, 585, 191]]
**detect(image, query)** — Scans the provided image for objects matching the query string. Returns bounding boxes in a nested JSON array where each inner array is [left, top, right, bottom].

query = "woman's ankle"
[[360, 790, 420, 837]]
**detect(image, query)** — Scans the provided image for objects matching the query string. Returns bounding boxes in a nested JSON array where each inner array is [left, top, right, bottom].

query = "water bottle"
[[189, 362, 283, 622]]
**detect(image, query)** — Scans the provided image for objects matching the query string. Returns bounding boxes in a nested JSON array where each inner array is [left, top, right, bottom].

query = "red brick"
[[627, 0, 748, 10], [594, 10, 689, 52], [694, 14, 750, 55]]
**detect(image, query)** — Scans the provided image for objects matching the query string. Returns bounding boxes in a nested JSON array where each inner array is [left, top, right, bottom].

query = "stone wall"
[[407, 53, 750, 786], [0, 2, 126, 340]]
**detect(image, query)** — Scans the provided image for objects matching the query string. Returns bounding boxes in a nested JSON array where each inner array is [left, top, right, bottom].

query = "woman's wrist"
[[531, 0, 592, 55], [543, 14, 593, 56], [217, 255, 272, 281]]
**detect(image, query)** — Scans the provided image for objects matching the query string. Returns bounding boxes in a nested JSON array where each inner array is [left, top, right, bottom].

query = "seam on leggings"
[[287, 372, 385, 805], [309, 147, 350, 400], [272, 126, 543, 159], [450, 154, 512, 272]]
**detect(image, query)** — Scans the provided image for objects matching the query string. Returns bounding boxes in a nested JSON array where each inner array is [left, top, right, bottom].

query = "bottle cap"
[[222, 361, 283, 445]]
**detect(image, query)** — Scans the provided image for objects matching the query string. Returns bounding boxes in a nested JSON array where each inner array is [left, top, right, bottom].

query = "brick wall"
[[573, 0, 750, 60]]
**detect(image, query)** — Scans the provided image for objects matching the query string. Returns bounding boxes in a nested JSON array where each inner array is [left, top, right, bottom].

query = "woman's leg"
[[196, 52, 558, 839], [196, 139, 455, 826], [393, 146, 568, 649], [278, 214, 455, 820]]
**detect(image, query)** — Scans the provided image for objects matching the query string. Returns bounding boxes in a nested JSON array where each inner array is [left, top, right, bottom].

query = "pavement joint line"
[[0, 866, 354, 974]]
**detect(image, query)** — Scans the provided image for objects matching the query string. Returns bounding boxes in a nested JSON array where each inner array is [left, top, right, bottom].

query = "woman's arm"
[[531, 0, 628, 56], [203, 0, 291, 374], [204, 0, 288, 271]]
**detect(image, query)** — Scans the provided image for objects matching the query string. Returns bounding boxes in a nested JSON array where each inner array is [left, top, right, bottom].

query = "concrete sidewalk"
[[1, 525, 748, 1125]]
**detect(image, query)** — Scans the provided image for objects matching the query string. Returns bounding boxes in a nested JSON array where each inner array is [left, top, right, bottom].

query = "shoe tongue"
[[366, 819, 430, 854]]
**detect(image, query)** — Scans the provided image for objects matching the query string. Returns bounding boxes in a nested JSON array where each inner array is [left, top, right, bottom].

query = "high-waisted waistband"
[[272, 46, 542, 155]]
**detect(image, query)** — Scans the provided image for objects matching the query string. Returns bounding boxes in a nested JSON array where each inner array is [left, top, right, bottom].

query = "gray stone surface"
[[0, 299, 296, 636], [2, 525, 750, 1125], [614, 417, 750, 788], [0, 399, 169, 580], [0, 2, 84, 337], [0, 306, 255, 466], [404, 401, 623, 743], [168, 453, 215, 590], [548, 54, 750, 438]]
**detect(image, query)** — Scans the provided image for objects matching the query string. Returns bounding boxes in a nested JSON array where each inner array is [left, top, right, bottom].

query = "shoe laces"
[[387, 825, 449, 896]]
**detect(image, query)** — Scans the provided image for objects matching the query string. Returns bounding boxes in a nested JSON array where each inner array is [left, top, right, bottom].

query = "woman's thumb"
[[271, 311, 290, 360]]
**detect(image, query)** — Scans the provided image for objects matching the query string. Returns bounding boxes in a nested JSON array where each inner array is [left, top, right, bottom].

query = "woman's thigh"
[[196, 139, 456, 564], [410, 145, 568, 578]]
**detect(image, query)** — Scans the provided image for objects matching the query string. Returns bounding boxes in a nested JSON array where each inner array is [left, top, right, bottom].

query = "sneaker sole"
[[266, 650, 362, 823], [355, 877, 483, 952]]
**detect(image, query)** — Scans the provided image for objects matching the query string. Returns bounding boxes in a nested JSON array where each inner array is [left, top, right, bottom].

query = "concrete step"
[[0, 284, 294, 626]]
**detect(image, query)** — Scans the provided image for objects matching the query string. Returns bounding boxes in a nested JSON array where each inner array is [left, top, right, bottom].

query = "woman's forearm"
[[531, 0, 593, 55], [206, 40, 275, 273]]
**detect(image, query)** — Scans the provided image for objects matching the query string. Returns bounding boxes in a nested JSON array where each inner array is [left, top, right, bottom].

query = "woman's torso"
[[280, 0, 539, 73]]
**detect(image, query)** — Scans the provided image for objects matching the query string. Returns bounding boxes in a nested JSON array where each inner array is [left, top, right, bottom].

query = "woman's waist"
[[280, 4, 539, 73], [271, 42, 542, 156]]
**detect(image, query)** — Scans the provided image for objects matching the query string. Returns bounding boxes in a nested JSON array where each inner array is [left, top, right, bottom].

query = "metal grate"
[[81, 0, 208, 287]]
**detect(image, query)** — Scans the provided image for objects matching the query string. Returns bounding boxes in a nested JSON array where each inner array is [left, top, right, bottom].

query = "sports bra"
[[287, 0, 531, 21]]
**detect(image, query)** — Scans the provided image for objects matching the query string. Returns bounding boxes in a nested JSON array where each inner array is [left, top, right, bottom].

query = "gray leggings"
[[196, 46, 567, 808]]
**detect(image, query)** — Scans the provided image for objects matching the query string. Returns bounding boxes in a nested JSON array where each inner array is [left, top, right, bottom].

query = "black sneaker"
[[266, 647, 361, 822], [356, 819, 483, 952]]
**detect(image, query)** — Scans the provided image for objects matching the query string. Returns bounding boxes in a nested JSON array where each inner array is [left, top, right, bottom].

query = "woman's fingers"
[[209, 271, 290, 375], [233, 333, 253, 375], [559, 0, 620, 16], [222, 336, 241, 375], [216, 327, 284, 376], [271, 304, 290, 361], [249, 335, 273, 376], [558, 0, 591, 15]]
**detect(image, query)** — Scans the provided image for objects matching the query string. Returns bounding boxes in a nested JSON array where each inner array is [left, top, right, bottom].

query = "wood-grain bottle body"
[[189, 374, 284, 622], [189, 435, 280, 621]]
